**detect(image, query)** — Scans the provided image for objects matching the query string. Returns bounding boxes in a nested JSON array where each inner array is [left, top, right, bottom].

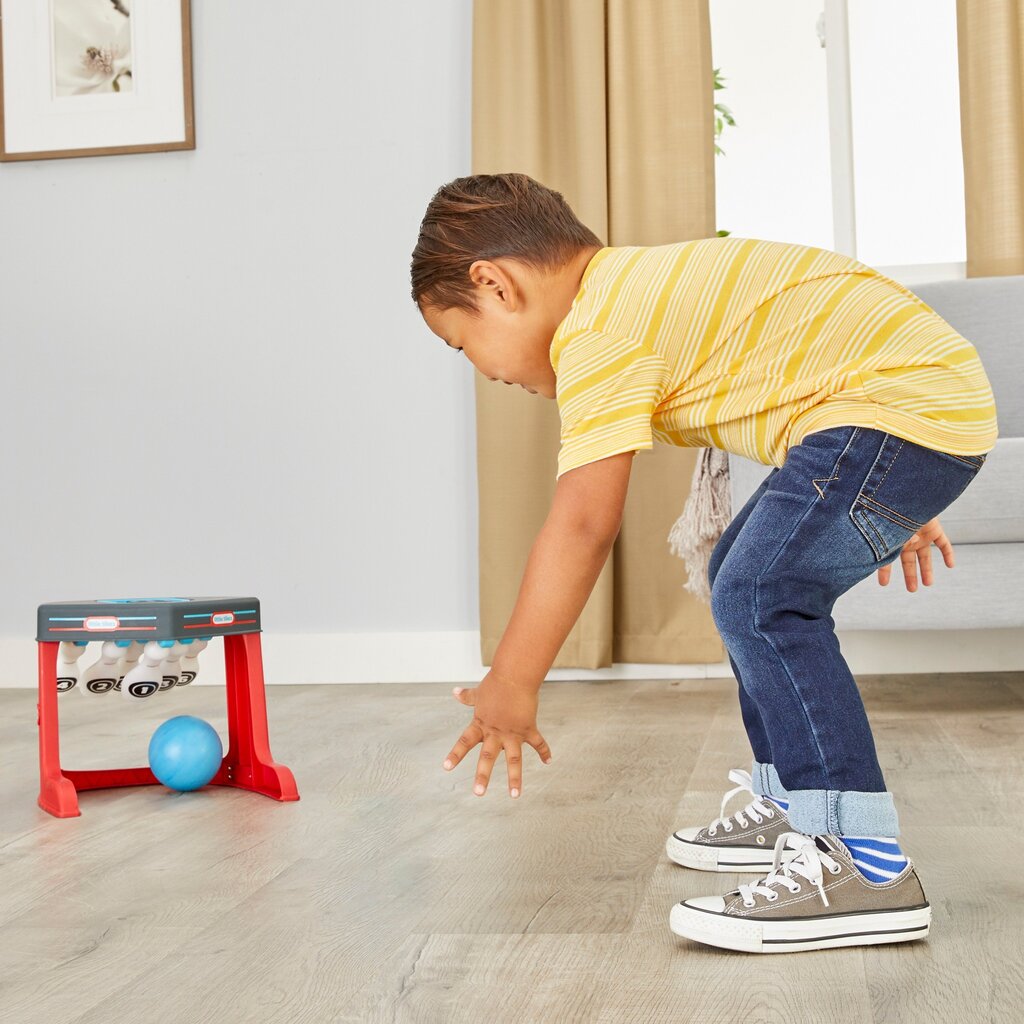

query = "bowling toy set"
[[36, 597, 299, 818]]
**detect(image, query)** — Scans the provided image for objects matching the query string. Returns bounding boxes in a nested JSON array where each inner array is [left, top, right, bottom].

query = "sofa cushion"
[[832, 541, 1024, 630], [911, 275, 1024, 438], [936, 436, 1022, 543]]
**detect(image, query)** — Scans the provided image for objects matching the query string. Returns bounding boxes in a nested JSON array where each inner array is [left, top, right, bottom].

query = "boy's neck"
[[550, 244, 604, 325]]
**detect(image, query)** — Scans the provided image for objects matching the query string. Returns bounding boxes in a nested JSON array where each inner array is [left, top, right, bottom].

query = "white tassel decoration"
[[667, 446, 733, 605]]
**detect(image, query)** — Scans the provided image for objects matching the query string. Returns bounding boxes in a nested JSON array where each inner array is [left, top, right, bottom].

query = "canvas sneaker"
[[666, 768, 798, 873], [669, 831, 931, 953]]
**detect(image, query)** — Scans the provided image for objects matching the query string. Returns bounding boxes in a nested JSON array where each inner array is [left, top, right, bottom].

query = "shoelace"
[[737, 832, 843, 909], [706, 768, 780, 835]]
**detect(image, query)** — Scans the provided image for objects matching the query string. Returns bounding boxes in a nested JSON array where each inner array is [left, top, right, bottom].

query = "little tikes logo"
[[85, 616, 120, 631], [211, 611, 235, 626]]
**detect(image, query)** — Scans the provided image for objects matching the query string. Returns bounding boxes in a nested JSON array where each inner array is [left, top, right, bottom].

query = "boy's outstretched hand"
[[877, 516, 954, 591], [442, 669, 553, 799]]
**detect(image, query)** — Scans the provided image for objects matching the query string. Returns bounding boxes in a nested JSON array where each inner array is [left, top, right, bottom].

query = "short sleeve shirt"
[[553, 330, 672, 480], [551, 238, 999, 480]]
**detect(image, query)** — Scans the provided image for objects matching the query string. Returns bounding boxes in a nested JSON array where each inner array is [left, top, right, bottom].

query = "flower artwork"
[[0, 0, 194, 161], [53, 0, 134, 97]]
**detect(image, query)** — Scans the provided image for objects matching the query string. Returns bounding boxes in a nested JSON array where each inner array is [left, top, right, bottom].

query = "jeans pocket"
[[849, 500, 922, 563], [934, 449, 987, 470], [848, 433, 982, 562]]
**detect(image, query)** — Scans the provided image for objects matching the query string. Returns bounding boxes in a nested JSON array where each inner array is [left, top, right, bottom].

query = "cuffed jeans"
[[707, 426, 988, 837]]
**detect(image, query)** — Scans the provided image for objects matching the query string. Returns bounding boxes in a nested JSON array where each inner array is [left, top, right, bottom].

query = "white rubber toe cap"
[[682, 895, 727, 913]]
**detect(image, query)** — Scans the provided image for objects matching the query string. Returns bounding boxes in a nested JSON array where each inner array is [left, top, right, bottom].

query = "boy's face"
[[420, 257, 562, 400]]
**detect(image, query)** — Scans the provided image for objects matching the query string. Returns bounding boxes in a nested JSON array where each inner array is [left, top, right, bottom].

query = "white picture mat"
[[2, 0, 186, 154]]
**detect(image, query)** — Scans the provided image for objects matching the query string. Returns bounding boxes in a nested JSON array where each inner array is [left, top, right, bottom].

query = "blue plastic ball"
[[148, 715, 223, 792]]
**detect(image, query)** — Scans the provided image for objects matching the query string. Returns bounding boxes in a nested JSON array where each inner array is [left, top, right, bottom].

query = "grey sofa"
[[726, 275, 1024, 630]]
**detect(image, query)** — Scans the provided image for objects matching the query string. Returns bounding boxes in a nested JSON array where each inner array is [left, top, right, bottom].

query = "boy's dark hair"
[[410, 172, 604, 317]]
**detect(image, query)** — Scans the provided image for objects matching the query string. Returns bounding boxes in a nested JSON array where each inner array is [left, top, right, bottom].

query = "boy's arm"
[[490, 449, 636, 690]]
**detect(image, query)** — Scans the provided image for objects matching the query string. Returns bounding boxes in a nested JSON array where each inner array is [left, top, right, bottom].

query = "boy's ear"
[[470, 258, 521, 311]]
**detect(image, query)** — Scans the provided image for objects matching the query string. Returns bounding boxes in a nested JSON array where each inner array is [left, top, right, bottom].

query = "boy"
[[410, 172, 998, 954]]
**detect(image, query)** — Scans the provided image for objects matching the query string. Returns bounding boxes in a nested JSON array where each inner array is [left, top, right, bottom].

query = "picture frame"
[[0, 0, 194, 162]]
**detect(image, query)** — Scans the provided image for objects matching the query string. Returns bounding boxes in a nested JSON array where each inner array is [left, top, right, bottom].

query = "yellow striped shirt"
[[551, 238, 999, 480]]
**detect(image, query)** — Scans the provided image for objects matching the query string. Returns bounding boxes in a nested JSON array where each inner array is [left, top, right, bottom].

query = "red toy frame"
[[37, 632, 299, 817]]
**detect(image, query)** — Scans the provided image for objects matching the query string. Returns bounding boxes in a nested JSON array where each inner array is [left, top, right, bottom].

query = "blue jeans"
[[708, 426, 988, 837]]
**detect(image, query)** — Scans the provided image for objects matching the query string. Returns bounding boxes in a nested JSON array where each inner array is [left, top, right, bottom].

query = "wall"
[[0, 1, 479, 652]]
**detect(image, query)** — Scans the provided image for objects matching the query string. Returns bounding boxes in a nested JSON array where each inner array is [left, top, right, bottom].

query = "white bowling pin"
[[120, 640, 165, 701], [157, 641, 185, 692], [79, 640, 123, 696], [56, 641, 88, 693], [113, 640, 144, 693], [178, 637, 209, 686]]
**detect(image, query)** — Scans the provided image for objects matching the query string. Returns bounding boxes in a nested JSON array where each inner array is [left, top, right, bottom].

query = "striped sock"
[[763, 795, 789, 811], [839, 835, 909, 882]]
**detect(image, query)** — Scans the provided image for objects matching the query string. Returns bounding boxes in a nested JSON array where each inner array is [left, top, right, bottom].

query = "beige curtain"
[[471, 0, 724, 669], [957, 0, 1024, 276]]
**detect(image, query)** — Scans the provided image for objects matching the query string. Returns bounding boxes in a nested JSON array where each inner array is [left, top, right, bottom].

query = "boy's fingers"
[[901, 547, 919, 591], [452, 685, 476, 705], [937, 535, 955, 568], [505, 739, 523, 798], [473, 734, 503, 795], [528, 733, 553, 765], [917, 546, 934, 586], [443, 722, 482, 771], [877, 563, 891, 586]]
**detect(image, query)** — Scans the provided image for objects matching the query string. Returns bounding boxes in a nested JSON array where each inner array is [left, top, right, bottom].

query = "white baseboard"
[[3, 627, 1021, 688]]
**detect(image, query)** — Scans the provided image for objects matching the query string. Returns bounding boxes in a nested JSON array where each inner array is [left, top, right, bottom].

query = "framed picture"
[[0, 0, 194, 161]]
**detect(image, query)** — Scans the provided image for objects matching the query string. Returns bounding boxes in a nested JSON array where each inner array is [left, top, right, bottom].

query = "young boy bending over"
[[409, 172, 997, 954]]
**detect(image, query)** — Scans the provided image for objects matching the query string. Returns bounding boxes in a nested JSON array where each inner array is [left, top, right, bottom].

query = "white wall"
[[0, 1, 479, 640]]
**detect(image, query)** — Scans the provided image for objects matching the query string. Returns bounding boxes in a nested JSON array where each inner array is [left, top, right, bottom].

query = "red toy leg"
[[37, 642, 80, 817], [215, 633, 298, 802], [37, 642, 158, 817]]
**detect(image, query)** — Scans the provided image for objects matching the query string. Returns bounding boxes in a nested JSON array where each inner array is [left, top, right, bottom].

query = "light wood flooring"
[[2, 672, 1023, 1023]]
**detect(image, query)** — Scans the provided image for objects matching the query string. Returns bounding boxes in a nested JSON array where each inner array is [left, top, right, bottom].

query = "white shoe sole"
[[669, 901, 932, 953], [665, 833, 799, 873]]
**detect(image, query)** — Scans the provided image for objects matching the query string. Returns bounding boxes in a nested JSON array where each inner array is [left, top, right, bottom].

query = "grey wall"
[[0, 1, 479, 636]]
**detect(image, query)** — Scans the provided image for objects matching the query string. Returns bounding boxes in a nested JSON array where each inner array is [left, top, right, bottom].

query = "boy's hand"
[[442, 670, 553, 799], [437, 451, 631, 801], [877, 517, 954, 591]]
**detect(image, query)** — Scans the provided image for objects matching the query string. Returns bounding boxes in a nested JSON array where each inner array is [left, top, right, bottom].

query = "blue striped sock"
[[763, 795, 789, 811], [839, 836, 908, 882]]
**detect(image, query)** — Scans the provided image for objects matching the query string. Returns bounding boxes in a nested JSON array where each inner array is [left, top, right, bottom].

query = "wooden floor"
[[2, 672, 1023, 1024]]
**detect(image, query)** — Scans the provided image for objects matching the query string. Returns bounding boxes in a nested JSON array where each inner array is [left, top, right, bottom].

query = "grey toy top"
[[36, 597, 261, 642]]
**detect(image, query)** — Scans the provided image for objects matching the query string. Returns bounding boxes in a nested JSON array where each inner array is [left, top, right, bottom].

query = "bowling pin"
[[79, 640, 123, 696], [56, 641, 88, 693], [113, 640, 143, 693], [178, 637, 210, 686], [157, 640, 185, 692], [120, 640, 165, 701]]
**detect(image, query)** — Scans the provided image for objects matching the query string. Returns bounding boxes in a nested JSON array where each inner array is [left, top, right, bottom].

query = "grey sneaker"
[[666, 768, 798, 873], [670, 831, 931, 953]]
